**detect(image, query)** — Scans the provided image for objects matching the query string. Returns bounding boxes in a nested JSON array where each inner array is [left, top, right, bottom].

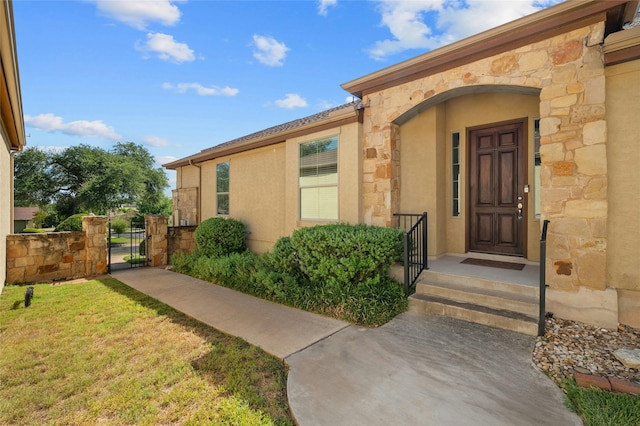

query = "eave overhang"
[[342, 0, 639, 98], [604, 24, 640, 65], [0, 0, 26, 151], [165, 103, 363, 169]]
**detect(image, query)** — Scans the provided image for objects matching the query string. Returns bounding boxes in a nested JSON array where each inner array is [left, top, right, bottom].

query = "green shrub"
[[54, 214, 86, 232], [139, 239, 146, 256], [110, 217, 129, 236], [172, 223, 408, 327], [266, 236, 304, 279], [290, 224, 403, 288], [21, 227, 44, 233], [194, 217, 247, 258], [170, 251, 198, 274]]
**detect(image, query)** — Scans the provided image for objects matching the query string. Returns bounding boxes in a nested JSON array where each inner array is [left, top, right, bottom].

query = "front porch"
[[392, 253, 542, 336]]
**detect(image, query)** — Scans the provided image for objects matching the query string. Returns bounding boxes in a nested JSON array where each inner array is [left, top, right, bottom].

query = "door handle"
[[517, 202, 523, 220]]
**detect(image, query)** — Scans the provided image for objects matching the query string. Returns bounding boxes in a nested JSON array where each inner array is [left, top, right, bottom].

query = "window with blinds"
[[216, 161, 229, 215], [299, 136, 338, 221]]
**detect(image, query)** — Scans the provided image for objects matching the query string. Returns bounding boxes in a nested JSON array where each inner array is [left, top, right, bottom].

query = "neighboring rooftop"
[[14, 207, 38, 221]]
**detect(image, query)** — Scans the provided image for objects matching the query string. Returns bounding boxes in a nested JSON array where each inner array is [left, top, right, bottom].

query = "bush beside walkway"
[[172, 223, 408, 327]]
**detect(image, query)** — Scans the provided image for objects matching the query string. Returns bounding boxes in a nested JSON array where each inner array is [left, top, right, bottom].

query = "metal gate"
[[107, 216, 147, 273]]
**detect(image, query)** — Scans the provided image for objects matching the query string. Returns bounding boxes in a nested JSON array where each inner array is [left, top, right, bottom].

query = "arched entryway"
[[394, 85, 541, 260]]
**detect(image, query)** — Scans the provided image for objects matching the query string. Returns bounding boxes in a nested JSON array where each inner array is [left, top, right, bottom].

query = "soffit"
[[0, 0, 26, 151]]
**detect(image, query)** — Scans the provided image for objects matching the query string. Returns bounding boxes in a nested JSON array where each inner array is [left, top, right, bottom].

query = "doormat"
[[461, 258, 526, 270]]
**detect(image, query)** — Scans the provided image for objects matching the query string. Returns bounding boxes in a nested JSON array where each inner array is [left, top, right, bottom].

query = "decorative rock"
[[613, 348, 640, 369]]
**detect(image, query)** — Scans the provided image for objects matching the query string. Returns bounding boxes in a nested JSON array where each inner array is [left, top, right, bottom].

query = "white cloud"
[[156, 155, 178, 166], [139, 32, 195, 63], [275, 94, 308, 109], [318, 0, 337, 16], [91, 0, 182, 30], [25, 113, 122, 141], [162, 82, 239, 96], [143, 136, 170, 147], [252, 35, 289, 66], [368, 0, 562, 60], [345, 96, 360, 103]]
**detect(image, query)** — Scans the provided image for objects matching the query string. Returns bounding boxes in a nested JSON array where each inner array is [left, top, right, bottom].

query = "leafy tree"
[[14, 143, 169, 219], [110, 217, 129, 237], [13, 148, 57, 207], [138, 194, 172, 216]]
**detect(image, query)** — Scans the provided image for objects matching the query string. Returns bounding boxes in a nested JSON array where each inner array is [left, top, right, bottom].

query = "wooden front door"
[[468, 120, 526, 256]]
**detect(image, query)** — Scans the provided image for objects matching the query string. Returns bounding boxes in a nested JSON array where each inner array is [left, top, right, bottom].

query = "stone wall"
[[168, 226, 197, 261], [145, 215, 168, 267], [361, 23, 610, 311], [6, 216, 108, 283], [172, 187, 198, 226]]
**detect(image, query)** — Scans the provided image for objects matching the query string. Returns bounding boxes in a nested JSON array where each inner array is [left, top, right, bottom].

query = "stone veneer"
[[361, 23, 608, 294], [172, 187, 198, 226], [145, 215, 168, 267], [167, 225, 198, 261], [6, 216, 108, 283]]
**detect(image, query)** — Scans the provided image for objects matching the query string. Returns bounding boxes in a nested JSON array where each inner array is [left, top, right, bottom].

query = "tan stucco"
[[399, 92, 541, 259], [175, 121, 362, 253], [605, 58, 640, 328], [605, 59, 640, 292], [1, 140, 10, 290], [1, 1, 26, 292]]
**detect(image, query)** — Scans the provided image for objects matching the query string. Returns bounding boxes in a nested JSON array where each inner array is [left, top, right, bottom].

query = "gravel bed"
[[533, 316, 639, 387]]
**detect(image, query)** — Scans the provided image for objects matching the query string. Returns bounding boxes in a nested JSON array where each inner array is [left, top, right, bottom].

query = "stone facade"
[[145, 215, 168, 267], [172, 187, 198, 226], [361, 23, 608, 296], [6, 216, 108, 283], [167, 225, 197, 260]]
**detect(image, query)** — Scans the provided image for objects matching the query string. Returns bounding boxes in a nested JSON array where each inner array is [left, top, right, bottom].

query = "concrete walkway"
[[113, 267, 348, 359], [112, 267, 581, 426]]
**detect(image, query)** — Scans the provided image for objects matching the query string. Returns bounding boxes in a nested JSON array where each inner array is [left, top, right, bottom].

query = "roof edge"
[[342, 0, 637, 98], [604, 24, 640, 65], [164, 102, 363, 169], [1, 0, 26, 151]]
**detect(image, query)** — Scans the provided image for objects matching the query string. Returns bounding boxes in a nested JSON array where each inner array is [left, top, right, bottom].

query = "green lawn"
[[563, 380, 640, 426], [108, 237, 131, 245], [0, 279, 293, 425]]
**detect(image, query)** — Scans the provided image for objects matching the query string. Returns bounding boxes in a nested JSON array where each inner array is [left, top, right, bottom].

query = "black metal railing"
[[107, 219, 112, 274], [394, 212, 428, 296], [129, 218, 147, 269], [538, 219, 550, 336]]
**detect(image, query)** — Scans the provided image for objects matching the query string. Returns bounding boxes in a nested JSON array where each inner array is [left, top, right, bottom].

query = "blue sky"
[[13, 0, 561, 189]]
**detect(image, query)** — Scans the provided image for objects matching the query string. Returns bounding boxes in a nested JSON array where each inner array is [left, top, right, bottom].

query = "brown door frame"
[[466, 118, 528, 257]]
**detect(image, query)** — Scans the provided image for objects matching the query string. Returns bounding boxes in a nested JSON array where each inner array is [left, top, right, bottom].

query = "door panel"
[[468, 121, 525, 255]]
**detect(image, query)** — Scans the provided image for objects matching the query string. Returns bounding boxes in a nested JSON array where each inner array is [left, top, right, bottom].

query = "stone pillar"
[[539, 26, 608, 295], [362, 104, 399, 227], [82, 215, 108, 276], [146, 215, 168, 267]]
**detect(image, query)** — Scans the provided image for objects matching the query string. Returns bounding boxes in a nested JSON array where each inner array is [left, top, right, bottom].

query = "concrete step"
[[415, 280, 539, 317], [409, 293, 539, 336], [419, 269, 539, 298]]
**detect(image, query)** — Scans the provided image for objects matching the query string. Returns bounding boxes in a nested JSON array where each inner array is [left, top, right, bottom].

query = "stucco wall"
[[219, 144, 287, 254], [399, 105, 447, 255], [399, 92, 540, 258], [174, 122, 362, 253], [1, 138, 10, 291], [605, 59, 640, 328]]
